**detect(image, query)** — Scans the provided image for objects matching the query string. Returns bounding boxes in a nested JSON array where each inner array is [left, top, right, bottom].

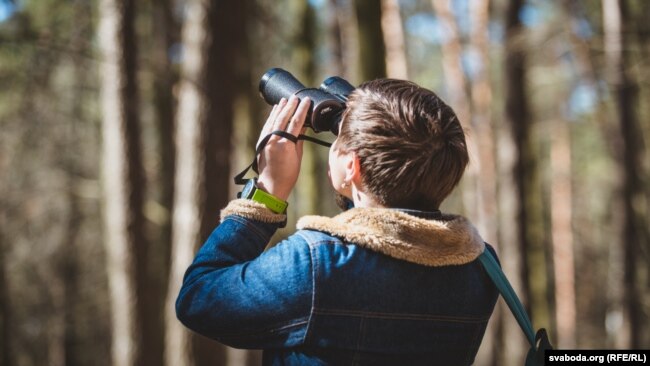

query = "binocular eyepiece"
[[259, 68, 355, 135]]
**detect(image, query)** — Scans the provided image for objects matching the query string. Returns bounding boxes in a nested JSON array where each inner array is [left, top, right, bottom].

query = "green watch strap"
[[250, 188, 288, 214]]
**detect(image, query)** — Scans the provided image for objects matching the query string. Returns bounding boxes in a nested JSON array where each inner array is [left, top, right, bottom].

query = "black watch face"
[[241, 179, 256, 199]]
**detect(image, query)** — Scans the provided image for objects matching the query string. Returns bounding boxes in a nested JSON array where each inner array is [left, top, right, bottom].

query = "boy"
[[177, 79, 498, 365]]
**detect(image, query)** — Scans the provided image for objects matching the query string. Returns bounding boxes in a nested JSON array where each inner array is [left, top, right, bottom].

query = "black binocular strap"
[[233, 130, 333, 185]]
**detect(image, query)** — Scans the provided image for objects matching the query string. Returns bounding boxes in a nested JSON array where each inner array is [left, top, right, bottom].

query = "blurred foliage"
[[0, 0, 648, 365]]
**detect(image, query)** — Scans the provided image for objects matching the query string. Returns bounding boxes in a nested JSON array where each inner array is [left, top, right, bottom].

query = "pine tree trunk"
[[603, 0, 647, 348], [98, 0, 146, 365], [326, 0, 345, 77], [46, 168, 83, 366], [430, 0, 479, 222], [469, 0, 498, 252], [0, 217, 11, 366], [196, 1, 247, 364], [165, 1, 247, 365], [496, 0, 533, 365], [164, 0, 210, 363], [550, 117, 576, 348], [331, 0, 358, 81], [145, 0, 178, 364], [381, 0, 408, 79], [430, 0, 470, 126], [62, 182, 82, 366], [290, 0, 322, 220], [562, 1, 615, 349], [504, 0, 550, 331], [465, 1, 504, 364], [354, 0, 386, 80]]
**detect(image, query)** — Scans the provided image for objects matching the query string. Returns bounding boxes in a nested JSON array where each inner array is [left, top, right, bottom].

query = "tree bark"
[[562, 2, 624, 348], [98, 0, 145, 364], [164, 1, 210, 363], [331, 0, 359, 81], [504, 0, 550, 331], [289, 0, 322, 221], [603, 0, 647, 349], [165, 1, 247, 365], [465, 1, 505, 364], [326, 0, 346, 77], [198, 1, 247, 364], [381, 0, 408, 79], [550, 117, 576, 348], [430, 0, 470, 127], [0, 215, 12, 366], [430, 0, 479, 221], [54, 170, 83, 366], [354, 0, 386, 81], [469, 0, 498, 251], [142, 0, 179, 364]]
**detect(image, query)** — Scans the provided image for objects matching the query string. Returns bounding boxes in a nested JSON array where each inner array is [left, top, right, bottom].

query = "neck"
[[350, 185, 385, 208]]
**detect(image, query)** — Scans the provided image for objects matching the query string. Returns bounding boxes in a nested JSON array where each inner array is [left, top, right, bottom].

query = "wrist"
[[239, 178, 288, 214], [221, 199, 287, 228], [256, 178, 291, 201]]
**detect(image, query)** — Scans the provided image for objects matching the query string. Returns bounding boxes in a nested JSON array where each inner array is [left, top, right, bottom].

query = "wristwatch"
[[238, 178, 288, 214]]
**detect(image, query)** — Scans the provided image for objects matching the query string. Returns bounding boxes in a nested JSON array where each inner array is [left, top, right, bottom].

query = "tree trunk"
[[469, 0, 498, 252], [465, 1, 505, 364], [381, 0, 408, 79], [143, 0, 179, 364], [493, 2, 529, 363], [326, 0, 346, 77], [331, 0, 359, 81], [354, 0, 386, 81], [430, 0, 470, 127], [164, 0, 210, 363], [165, 1, 247, 365], [562, 2, 622, 348], [199, 0, 243, 243], [98, 0, 145, 364], [430, 0, 478, 221], [499, 0, 549, 364], [227, 4, 260, 363], [57, 171, 83, 366], [290, 0, 322, 221], [504, 0, 550, 332], [199, 1, 247, 364], [550, 117, 576, 348], [0, 215, 11, 366], [603, 0, 647, 349]]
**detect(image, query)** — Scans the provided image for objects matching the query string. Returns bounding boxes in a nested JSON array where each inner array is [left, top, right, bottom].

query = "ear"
[[346, 152, 362, 186]]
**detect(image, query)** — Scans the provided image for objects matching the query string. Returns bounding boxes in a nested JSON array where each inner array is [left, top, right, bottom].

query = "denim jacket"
[[176, 199, 499, 365]]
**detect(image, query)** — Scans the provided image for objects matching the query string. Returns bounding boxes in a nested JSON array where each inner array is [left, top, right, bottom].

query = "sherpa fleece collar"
[[297, 208, 485, 267]]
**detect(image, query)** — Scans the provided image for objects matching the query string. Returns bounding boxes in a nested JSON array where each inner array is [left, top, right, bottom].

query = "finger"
[[260, 105, 277, 135], [258, 100, 286, 147], [264, 100, 286, 132], [272, 95, 299, 132], [286, 97, 311, 137]]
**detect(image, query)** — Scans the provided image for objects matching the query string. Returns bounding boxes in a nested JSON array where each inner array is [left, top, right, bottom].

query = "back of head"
[[337, 79, 468, 210]]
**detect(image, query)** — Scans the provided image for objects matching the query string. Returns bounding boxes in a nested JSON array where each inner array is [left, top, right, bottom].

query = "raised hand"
[[255, 95, 311, 201]]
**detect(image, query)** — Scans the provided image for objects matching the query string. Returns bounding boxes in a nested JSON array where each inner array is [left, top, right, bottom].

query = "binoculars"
[[259, 68, 355, 135]]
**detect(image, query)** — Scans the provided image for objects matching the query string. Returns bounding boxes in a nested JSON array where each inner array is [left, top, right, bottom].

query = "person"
[[176, 79, 499, 365]]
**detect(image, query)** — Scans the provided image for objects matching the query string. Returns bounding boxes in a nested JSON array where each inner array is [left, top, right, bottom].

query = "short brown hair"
[[337, 79, 468, 210]]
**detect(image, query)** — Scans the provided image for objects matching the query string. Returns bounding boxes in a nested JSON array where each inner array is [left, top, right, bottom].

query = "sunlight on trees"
[[0, 0, 648, 365]]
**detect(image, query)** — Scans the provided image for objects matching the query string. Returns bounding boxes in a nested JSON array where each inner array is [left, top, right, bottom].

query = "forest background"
[[0, 0, 648, 365]]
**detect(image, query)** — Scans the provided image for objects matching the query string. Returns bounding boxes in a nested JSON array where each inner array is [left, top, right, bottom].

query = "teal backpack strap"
[[478, 249, 553, 366]]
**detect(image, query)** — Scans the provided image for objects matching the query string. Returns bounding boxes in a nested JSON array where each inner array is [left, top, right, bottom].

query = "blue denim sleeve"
[[176, 214, 314, 349]]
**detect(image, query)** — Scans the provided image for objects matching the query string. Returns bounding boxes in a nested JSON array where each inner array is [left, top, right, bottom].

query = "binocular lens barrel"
[[259, 68, 306, 105], [259, 68, 353, 135], [320, 77, 356, 102]]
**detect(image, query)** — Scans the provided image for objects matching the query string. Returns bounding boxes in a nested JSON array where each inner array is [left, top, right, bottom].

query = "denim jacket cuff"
[[220, 199, 287, 225]]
